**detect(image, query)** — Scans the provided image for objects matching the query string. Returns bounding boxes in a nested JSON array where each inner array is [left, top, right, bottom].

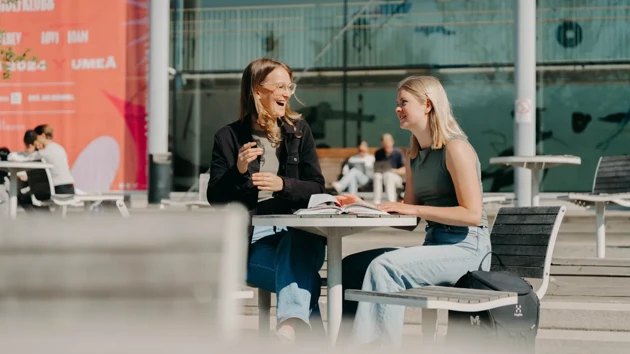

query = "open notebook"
[[294, 194, 388, 215]]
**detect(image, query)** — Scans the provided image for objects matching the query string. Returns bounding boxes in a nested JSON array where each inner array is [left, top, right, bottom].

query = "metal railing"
[[170, 0, 630, 72]]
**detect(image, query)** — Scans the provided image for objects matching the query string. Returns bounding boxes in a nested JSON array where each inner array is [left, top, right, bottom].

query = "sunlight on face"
[[256, 67, 293, 119], [395, 89, 426, 130]]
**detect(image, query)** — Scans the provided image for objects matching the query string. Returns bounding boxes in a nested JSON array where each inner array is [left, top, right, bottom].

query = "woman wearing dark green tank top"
[[337, 76, 492, 347]]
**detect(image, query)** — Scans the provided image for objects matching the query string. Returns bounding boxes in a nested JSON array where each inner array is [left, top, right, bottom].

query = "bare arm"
[[413, 140, 483, 227], [392, 156, 420, 231]]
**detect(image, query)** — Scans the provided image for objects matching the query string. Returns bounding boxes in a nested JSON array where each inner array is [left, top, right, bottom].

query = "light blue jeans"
[[247, 227, 326, 328], [348, 224, 491, 347], [336, 168, 370, 194]]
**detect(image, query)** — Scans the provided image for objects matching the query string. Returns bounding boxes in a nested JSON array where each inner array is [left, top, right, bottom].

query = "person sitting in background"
[[331, 141, 375, 195], [8, 125, 75, 195], [8, 130, 39, 162], [4, 130, 40, 186], [373, 133, 406, 204], [3, 131, 47, 212], [0, 147, 10, 183], [0, 147, 10, 208]]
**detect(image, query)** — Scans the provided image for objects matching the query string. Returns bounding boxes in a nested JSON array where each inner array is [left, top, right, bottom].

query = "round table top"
[[252, 214, 417, 228], [0, 161, 54, 171], [489, 155, 581, 167]]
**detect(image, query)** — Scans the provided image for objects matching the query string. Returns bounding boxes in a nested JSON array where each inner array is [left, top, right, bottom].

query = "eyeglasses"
[[259, 82, 297, 95]]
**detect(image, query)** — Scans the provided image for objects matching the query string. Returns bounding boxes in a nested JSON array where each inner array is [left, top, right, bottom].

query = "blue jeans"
[[247, 227, 327, 328], [336, 168, 370, 194], [341, 225, 491, 347]]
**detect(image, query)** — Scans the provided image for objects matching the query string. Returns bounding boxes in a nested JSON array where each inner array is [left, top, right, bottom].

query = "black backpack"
[[446, 252, 540, 353]]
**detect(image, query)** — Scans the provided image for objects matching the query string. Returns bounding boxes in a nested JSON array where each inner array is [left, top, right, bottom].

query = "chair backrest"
[[592, 155, 630, 194], [489, 206, 566, 300], [24, 159, 55, 201], [0, 204, 249, 350]]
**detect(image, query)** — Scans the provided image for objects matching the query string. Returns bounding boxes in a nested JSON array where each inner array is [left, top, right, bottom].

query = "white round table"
[[489, 155, 581, 206], [0, 161, 54, 220]]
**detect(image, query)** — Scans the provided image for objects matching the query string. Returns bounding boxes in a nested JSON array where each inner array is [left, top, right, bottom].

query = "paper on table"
[[307, 193, 340, 209]]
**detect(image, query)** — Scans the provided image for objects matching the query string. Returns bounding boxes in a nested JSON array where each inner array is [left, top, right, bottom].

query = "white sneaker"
[[331, 182, 342, 194]]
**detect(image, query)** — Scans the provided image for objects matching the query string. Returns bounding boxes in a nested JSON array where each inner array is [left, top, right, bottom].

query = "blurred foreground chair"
[[0, 205, 249, 352]]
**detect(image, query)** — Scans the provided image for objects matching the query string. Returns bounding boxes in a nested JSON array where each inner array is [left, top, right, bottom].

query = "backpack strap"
[[478, 251, 507, 271]]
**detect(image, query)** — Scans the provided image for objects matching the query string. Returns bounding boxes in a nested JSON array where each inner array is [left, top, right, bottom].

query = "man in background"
[[373, 133, 405, 204]]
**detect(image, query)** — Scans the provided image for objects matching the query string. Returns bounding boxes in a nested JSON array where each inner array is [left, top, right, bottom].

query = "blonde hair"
[[239, 58, 302, 148], [397, 75, 466, 159]]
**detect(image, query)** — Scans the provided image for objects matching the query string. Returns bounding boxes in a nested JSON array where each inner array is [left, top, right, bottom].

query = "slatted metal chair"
[[24, 160, 129, 217], [561, 155, 630, 258], [0, 206, 249, 350], [345, 206, 566, 346], [160, 173, 213, 210]]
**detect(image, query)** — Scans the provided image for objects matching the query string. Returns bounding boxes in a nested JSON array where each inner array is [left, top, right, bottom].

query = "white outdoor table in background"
[[0, 161, 54, 220], [489, 155, 581, 206], [252, 214, 417, 345]]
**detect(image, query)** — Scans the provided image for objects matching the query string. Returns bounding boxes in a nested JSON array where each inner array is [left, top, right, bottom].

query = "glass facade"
[[169, 0, 630, 192]]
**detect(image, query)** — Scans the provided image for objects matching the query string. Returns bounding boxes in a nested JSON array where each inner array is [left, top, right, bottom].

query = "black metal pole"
[[342, 0, 348, 147]]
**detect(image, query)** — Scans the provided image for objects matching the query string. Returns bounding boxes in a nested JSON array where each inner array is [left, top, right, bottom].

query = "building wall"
[[169, 0, 630, 191], [172, 0, 630, 72]]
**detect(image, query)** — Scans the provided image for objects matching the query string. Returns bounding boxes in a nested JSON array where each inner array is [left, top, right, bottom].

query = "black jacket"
[[207, 117, 325, 240]]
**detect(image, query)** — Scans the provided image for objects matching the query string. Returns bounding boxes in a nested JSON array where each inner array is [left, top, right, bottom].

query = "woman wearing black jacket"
[[207, 58, 326, 343]]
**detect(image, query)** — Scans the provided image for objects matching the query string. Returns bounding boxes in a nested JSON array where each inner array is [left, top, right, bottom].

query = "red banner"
[[0, 0, 148, 192]]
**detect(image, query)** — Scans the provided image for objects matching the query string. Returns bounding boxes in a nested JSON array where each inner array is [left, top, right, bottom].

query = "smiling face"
[[395, 89, 431, 132], [255, 67, 293, 119]]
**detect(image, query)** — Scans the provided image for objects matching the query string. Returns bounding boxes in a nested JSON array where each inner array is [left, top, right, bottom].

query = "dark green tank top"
[[409, 137, 488, 228]]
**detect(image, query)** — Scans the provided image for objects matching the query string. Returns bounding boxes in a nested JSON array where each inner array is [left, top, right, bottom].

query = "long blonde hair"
[[239, 58, 302, 148], [397, 75, 466, 159]]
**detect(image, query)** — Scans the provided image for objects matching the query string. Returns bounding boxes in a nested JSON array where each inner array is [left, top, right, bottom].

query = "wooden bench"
[[0, 205, 250, 348], [560, 155, 630, 258], [345, 206, 567, 347], [316, 147, 407, 190]]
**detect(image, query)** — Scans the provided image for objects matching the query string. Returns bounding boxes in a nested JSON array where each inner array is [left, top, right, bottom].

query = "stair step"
[[540, 300, 630, 331], [242, 296, 630, 332], [536, 330, 630, 354], [237, 316, 630, 354]]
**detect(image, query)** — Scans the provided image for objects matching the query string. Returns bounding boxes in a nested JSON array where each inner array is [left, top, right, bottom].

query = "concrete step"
[[540, 300, 630, 332], [237, 316, 630, 354], [241, 292, 630, 332], [536, 330, 630, 354]]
